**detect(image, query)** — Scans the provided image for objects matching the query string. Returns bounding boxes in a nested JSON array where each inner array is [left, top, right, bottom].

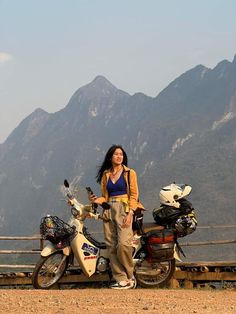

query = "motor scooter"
[[32, 180, 181, 289]]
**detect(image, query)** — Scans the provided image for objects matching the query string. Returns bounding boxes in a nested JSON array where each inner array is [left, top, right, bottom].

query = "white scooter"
[[32, 180, 181, 289]]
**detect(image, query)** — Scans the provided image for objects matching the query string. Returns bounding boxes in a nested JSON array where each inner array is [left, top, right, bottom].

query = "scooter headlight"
[[71, 207, 80, 217]]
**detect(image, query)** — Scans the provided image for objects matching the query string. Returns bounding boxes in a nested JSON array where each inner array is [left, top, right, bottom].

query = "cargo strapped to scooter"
[[145, 229, 175, 261], [152, 198, 197, 238]]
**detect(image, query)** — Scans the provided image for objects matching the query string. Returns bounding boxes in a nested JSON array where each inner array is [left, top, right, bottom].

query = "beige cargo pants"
[[103, 202, 134, 282]]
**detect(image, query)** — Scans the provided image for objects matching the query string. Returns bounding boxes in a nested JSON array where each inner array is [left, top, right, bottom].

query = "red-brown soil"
[[0, 288, 235, 314]]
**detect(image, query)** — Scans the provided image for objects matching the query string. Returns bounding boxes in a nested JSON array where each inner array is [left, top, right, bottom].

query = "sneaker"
[[128, 276, 137, 289], [110, 280, 133, 290]]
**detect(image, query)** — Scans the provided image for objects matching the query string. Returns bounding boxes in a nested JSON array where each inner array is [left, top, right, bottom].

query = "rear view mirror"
[[64, 179, 70, 188]]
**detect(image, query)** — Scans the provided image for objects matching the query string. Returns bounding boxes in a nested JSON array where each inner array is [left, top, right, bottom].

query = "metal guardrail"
[[0, 225, 235, 269], [0, 226, 235, 288], [0, 236, 43, 269]]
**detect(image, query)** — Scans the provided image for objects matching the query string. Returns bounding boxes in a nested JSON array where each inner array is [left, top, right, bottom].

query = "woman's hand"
[[88, 193, 97, 203], [122, 211, 133, 228], [88, 194, 104, 206]]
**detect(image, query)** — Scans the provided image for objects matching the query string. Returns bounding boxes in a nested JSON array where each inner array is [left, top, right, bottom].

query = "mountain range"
[[0, 55, 236, 259]]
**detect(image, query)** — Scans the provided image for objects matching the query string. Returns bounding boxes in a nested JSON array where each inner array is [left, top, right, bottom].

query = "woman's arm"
[[89, 172, 107, 205]]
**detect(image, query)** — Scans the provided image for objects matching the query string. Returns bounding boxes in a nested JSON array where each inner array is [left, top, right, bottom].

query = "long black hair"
[[96, 144, 128, 183]]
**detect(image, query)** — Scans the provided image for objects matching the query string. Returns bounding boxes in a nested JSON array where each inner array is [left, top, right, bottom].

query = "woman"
[[89, 144, 143, 289]]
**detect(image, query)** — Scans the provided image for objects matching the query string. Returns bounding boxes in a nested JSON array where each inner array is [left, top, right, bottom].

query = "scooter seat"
[[87, 237, 107, 249], [142, 222, 164, 234]]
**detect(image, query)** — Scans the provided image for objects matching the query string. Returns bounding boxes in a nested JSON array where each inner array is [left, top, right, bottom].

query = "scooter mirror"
[[64, 179, 70, 188]]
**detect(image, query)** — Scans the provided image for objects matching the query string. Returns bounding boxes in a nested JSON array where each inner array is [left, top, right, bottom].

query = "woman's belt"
[[108, 197, 129, 212]]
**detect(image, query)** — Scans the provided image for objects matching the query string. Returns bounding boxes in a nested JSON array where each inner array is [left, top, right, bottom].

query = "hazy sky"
[[0, 0, 236, 143]]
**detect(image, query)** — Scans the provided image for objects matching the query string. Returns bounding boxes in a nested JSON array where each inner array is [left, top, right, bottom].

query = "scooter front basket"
[[40, 215, 77, 248]]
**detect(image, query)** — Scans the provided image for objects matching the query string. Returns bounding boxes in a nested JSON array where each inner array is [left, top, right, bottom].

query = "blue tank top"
[[107, 172, 127, 197]]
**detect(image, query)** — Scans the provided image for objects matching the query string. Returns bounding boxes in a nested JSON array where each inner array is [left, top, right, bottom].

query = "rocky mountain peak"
[[90, 75, 116, 89], [214, 59, 231, 69], [66, 75, 130, 115], [155, 64, 209, 102], [5, 108, 50, 145], [69, 75, 122, 102]]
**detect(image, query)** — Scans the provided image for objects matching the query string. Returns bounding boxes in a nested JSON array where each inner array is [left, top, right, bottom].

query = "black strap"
[[126, 169, 131, 197], [127, 170, 130, 193], [175, 239, 186, 258], [127, 169, 140, 203]]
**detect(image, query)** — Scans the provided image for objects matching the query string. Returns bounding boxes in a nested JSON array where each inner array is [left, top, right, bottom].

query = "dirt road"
[[0, 288, 235, 314]]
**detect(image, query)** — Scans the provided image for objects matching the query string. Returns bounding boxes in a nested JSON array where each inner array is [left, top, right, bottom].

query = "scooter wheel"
[[135, 259, 175, 288], [32, 251, 69, 289]]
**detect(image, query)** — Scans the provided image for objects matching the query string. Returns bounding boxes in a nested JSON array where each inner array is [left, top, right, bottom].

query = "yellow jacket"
[[96, 165, 144, 212]]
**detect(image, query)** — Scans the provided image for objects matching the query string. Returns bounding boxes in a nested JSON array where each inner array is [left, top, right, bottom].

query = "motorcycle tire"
[[135, 259, 175, 288], [32, 251, 69, 289]]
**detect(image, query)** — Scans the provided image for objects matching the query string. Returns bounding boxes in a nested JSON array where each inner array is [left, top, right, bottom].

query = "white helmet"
[[159, 183, 192, 208]]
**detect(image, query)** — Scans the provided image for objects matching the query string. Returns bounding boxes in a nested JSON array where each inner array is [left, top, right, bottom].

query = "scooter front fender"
[[41, 242, 57, 257], [41, 242, 71, 257]]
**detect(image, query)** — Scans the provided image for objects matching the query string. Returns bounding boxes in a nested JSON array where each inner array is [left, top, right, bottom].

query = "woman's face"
[[111, 148, 124, 166]]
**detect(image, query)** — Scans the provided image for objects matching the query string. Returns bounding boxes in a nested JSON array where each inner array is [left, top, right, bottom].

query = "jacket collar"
[[122, 165, 131, 172]]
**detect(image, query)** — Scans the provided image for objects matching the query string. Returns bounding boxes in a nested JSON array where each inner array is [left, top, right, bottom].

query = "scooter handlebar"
[[101, 202, 111, 210], [88, 212, 110, 222]]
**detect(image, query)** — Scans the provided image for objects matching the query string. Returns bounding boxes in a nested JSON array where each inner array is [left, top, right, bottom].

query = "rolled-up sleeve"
[[128, 169, 139, 211], [95, 173, 108, 204]]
